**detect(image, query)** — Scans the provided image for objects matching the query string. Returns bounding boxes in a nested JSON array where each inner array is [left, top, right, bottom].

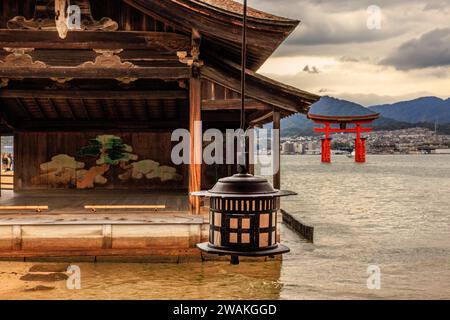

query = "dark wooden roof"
[[125, 0, 300, 69], [192, 0, 293, 22], [308, 96, 380, 122], [0, 0, 320, 131]]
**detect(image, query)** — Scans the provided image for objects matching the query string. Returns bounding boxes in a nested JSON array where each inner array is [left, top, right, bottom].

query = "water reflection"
[[0, 261, 282, 300], [1, 155, 450, 300]]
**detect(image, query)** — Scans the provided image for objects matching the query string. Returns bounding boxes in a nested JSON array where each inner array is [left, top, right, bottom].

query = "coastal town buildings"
[[280, 127, 450, 155]]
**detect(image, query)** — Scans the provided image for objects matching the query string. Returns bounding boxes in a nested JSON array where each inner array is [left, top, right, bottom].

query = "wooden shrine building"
[[0, 0, 319, 260]]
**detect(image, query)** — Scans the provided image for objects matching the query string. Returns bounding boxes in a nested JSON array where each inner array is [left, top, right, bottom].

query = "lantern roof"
[[191, 174, 297, 198], [308, 96, 380, 122]]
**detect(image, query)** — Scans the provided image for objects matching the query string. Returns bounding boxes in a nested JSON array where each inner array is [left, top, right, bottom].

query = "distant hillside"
[[279, 114, 417, 137], [369, 97, 450, 124], [278, 96, 450, 137]]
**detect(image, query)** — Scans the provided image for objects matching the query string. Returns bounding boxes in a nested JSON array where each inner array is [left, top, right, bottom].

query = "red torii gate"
[[307, 97, 380, 163], [312, 121, 374, 163]]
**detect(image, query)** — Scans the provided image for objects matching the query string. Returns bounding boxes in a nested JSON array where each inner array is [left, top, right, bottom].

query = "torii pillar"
[[355, 124, 366, 163]]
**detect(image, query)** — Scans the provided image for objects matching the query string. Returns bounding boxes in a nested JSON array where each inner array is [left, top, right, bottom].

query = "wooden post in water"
[[273, 108, 281, 190]]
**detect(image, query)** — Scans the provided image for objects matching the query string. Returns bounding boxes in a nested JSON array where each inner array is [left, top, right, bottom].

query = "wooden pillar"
[[189, 76, 202, 214], [188, 28, 202, 214], [273, 109, 281, 189]]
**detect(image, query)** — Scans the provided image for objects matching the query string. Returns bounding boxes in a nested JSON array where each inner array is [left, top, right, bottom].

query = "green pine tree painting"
[[79, 135, 138, 166]]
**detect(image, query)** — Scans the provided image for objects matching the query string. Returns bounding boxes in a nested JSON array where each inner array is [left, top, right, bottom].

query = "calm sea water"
[[0, 155, 449, 299]]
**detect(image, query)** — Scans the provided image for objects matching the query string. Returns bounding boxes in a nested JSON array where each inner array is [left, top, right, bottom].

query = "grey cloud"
[[252, 0, 414, 50], [303, 65, 319, 73], [424, 0, 450, 11], [381, 28, 450, 70], [339, 56, 360, 62]]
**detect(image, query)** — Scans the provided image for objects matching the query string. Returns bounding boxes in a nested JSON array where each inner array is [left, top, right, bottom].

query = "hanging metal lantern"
[[191, 0, 296, 264], [191, 173, 296, 263]]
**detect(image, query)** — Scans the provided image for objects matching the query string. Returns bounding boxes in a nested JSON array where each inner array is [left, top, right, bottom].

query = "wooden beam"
[[0, 90, 188, 100], [273, 108, 281, 190], [189, 77, 202, 215], [23, 49, 182, 68], [16, 120, 184, 130], [0, 30, 191, 52], [202, 112, 240, 122], [201, 99, 271, 111], [248, 110, 273, 125], [0, 66, 190, 80]]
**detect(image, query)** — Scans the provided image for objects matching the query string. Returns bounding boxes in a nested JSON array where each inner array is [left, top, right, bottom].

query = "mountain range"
[[280, 96, 450, 137], [369, 97, 450, 124]]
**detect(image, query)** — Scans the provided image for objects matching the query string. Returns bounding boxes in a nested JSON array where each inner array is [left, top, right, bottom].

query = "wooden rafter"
[[64, 99, 76, 120], [0, 90, 188, 100], [144, 100, 152, 121], [248, 110, 273, 125], [32, 98, 47, 119], [15, 97, 33, 120], [48, 98, 64, 119], [202, 62, 320, 115], [99, 99, 109, 120], [80, 99, 91, 120]]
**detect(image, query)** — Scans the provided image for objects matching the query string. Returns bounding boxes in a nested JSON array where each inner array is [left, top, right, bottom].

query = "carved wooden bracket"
[[7, 0, 118, 39], [80, 49, 138, 84], [177, 29, 204, 71], [0, 48, 47, 86], [0, 78, 9, 88], [0, 48, 47, 69], [0, 48, 141, 85], [51, 77, 74, 84]]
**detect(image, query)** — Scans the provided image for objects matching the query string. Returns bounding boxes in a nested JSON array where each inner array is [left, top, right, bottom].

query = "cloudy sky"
[[250, 0, 450, 105]]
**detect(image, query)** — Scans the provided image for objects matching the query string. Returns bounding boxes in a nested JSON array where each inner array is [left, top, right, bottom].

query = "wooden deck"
[[0, 190, 211, 262], [0, 190, 190, 214]]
